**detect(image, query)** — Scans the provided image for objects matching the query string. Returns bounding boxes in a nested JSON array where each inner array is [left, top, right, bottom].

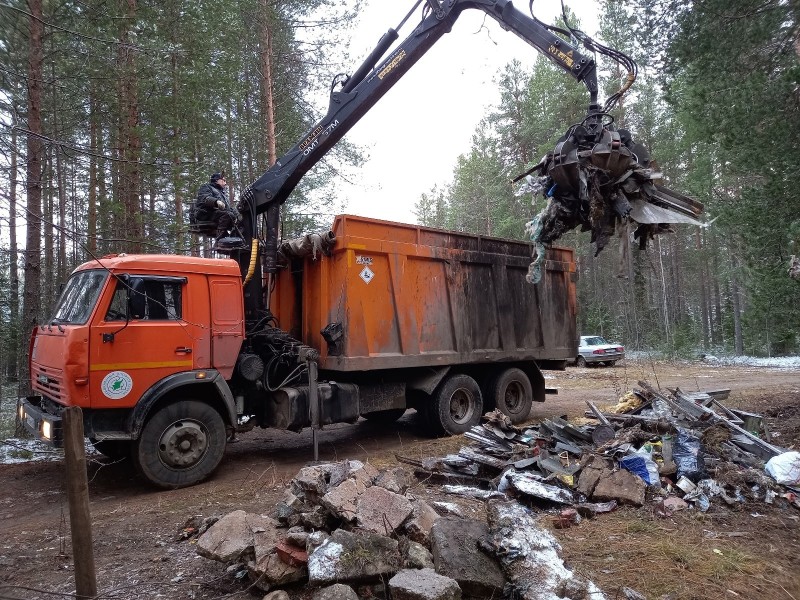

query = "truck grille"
[[31, 364, 64, 402]]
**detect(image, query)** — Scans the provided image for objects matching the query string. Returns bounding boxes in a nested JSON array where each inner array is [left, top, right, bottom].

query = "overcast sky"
[[336, 0, 599, 225]]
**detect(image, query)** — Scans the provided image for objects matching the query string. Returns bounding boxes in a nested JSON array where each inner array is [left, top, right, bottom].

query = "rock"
[[355, 486, 413, 535], [430, 518, 506, 597], [389, 568, 461, 600], [307, 531, 330, 554], [293, 466, 328, 497], [196, 510, 278, 563], [404, 497, 441, 545], [375, 467, 412, 494], [430, 502, 463, 517], [592, 469, 646, 506], [577, 458, 608, 497], [322, 478, 366, 522], [313, 583, 360, 600], [308, 529, 401, 586], [248, 552, 306, 591], [404, 541, 435, 569], [262, 591, 290, 600], [298, 506, 330, 530], [286, 526, 309, 548], [663, 496, 689, 512], [248, 517, 307, 590]]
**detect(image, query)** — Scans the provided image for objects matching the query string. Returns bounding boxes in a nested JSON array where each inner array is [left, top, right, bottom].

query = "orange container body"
[[271, 215, 577, 372]]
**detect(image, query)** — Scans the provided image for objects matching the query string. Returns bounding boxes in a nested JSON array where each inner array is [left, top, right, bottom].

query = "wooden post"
[[63, 406, 98, 599]]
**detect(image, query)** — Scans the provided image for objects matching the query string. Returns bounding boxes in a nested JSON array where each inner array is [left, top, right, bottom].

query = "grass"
[[552, 508, 799, 600]]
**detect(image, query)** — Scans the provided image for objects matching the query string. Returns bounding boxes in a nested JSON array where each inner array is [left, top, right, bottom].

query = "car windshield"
[[49, 270, 108, 325], [583, 336, 609, 345]]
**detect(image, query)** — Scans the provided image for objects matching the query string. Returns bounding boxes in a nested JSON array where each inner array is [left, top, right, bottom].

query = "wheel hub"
[[505, 381, 524, 413], [449, 388, 475, 424], [158, 420, 208, 469]]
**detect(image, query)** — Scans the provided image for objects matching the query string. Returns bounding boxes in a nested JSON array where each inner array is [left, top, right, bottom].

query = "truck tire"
[[487, 368, 533, 424], [133, 400, 226, 489], [428, 374, 483, 436], [90, 438, 132, 461]]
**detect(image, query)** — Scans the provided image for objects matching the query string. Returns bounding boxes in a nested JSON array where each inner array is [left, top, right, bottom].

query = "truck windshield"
[[50, 270, 108, 325]]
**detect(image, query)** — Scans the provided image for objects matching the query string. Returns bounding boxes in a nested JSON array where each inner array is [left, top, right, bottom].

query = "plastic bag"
[[765, 451, 800, 486], [620, 453, 660, 486], [673, 429, 705, 481]]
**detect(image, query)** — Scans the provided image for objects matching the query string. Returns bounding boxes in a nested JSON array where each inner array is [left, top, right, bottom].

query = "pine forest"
[[1, 0, 799, 394]]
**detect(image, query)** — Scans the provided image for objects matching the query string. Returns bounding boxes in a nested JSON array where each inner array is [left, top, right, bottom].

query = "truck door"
[[89, 275, 198, 410]]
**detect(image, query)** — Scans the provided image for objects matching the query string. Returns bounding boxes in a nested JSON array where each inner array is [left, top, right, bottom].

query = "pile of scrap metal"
[[400, 382, 800, 520], [518, 122, 705, 284]]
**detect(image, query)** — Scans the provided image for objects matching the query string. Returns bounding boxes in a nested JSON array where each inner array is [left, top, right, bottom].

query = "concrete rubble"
[[195, 456, 605, 598], [193, 379, 798, 599]]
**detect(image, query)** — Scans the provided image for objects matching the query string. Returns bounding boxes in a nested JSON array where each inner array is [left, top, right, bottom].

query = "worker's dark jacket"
[[192, 182, 230, 223]]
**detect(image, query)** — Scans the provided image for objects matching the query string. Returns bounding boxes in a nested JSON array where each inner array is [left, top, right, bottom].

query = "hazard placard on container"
[[359, 266, 375, 284]]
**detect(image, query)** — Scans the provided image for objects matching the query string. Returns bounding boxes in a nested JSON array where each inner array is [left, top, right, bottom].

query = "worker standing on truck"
[[194, 172, 239, 245]]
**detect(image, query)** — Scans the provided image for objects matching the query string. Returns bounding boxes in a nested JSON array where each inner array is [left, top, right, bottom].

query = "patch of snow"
[[1, 437, 99, 465], [307, 539, 344, 583], [441, 485, 506, 500]]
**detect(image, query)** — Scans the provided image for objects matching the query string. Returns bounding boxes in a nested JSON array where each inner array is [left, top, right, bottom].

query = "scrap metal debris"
[[519, 123, 705, 283], [405, 380, 800, 516]]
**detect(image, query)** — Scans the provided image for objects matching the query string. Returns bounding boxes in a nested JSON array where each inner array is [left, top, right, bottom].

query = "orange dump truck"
[[19, 215, 576, 488]]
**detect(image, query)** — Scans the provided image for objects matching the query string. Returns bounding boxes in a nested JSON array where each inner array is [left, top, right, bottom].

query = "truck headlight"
[[17, 403, 25, 422], [41, 420, 52, 441]]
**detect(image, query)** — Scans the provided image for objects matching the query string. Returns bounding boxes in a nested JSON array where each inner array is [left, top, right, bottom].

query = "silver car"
[[576, 335, 625, 367]]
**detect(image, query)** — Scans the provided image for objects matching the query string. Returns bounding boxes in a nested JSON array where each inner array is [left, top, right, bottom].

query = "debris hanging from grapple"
[[520, 118, 705, 284]]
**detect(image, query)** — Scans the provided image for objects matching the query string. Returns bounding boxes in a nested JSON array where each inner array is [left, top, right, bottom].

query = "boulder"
[[262, 591, 290, 600], [375, 467, 412, 494], [389, 568, 461, 600], [355, 486, 413, 535], [249, 518, 307, 590], [577, 459, 608, 497], [430, 518, 506, 597], [313, 583, 360, 600], [322, 478, 367, 522], [308, 529, 401, 586], [404, 541, 435, 569], [404, 497, 441, 545], [592, 469, 646, 506], [196, 510, 277, 563], [292, 466, 327, 497]]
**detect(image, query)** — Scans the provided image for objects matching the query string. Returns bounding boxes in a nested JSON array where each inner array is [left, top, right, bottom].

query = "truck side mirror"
[[128, 278, 147, 319]]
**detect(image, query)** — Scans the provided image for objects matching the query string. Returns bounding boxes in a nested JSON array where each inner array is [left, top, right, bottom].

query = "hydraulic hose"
[[242, 238, 259, 286]]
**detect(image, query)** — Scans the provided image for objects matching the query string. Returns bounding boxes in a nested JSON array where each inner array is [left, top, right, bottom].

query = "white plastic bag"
[[765, 451, 800, 486]]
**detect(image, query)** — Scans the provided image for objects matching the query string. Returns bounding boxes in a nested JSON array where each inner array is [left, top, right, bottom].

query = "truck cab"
[[20, 254, 244, 486]]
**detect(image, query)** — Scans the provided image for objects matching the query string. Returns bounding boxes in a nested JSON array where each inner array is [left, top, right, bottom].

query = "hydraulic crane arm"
[[240, 0, 599, 275]]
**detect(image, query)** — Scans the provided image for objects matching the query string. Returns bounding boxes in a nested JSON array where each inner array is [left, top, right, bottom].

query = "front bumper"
[[582, 351, 625, 363], [16, 396, 64, 447]]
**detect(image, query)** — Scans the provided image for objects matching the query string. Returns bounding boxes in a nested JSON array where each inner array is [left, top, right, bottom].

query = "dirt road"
[[1, 360, 798, 599]]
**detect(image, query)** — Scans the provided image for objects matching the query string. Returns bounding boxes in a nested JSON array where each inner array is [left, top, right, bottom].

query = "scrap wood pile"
[[400, 380, 800, 521]]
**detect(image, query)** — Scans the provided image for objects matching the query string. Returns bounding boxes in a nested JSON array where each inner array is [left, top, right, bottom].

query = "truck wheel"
[[90, 438, 131, 461], [576, 356, 587, 368], [487, 368, 533, 424], [133, 400, 226, 489], [429, 374, 483, 436], [362, 409, 407, 424]]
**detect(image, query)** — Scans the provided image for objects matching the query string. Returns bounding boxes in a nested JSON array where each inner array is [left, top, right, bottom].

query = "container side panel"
[[406, 256, 455, 354]]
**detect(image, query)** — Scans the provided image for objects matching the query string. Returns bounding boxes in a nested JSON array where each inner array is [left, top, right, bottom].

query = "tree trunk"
[[10, 119, 20, 382], [20, 0, 45, 397], [259, 0, 278, 167], [88, 87, 98, 255], [696, 230, 710, 350]]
